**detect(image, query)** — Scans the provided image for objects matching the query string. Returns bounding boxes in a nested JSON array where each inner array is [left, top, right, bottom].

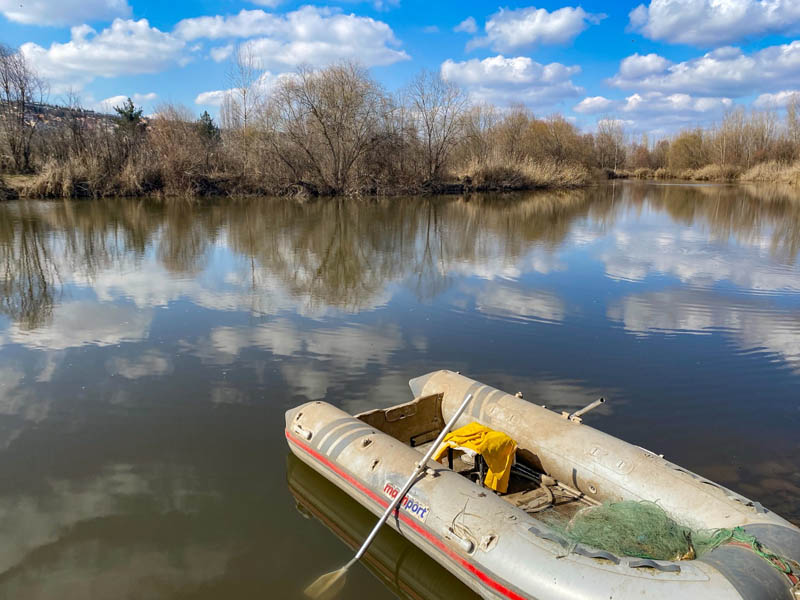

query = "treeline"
[[1, 43, 800, 199], [0, 46, 614, 198], [621, 105, 800, 184]]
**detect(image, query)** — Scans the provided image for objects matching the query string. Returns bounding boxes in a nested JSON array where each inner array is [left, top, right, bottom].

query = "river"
[[0, 181, 799, 599]]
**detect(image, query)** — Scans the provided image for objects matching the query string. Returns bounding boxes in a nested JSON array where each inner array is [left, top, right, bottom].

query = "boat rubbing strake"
[[285, 370, 800, 600]]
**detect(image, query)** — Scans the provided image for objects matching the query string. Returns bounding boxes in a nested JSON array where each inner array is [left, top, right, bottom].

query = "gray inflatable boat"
[[285, 370, 800, 599]]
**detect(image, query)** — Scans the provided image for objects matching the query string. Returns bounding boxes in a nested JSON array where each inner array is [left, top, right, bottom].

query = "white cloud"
[[209, 44, 234, 63], [753, 90, 800, 109], [454, 16, 477, 34], [249, 0, 282, 6], [194, 71, 291, 107], [97, 92, 157, 113], [469, 6, 604, 52], [441, 55, 582, 107], [242, 10, 409, 69], [174, 7, 408, 69], [0, 0, 130, 26], [574, 91, 733, 131], [423, 25, 439, 34], [574, 96, 616, 114], [21, 19, 186, 91], [618, 53, 672, 79], [629, 0, 800, 46], [194, 90, 230, 107], [174, 9, 281, 40], [608, 42, 800, 98]]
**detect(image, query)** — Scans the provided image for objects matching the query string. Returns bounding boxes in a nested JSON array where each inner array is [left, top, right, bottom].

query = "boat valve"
[[563, 397, 605, 423]]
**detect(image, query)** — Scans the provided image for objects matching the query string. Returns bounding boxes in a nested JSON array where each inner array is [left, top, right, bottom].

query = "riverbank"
[[620, 161, 800, 185], [4, 159, 596, 200]]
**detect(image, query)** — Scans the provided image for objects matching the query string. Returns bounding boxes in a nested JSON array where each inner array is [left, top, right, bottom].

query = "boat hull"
[[285, 396, 798, 599]]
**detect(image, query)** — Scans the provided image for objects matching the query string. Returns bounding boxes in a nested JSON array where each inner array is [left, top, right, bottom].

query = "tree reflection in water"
[[1, 184, 800, 330]]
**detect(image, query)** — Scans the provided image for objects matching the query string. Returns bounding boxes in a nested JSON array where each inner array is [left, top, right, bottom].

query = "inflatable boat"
[[287, 452, 477, 600], [285, 370, 800, 600]]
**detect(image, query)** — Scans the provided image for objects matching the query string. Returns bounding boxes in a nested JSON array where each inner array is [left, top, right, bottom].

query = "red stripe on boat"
[[286, 429, 528, 600]]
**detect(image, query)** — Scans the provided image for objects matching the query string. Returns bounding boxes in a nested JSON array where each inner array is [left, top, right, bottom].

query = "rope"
[[704, 527, 798, 580]]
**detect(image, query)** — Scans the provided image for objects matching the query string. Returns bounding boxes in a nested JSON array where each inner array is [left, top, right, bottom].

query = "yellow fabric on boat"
[[433, 422, 517, 493]]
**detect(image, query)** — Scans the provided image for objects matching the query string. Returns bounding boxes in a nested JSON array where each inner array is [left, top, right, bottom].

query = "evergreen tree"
[[197, 110, 220, 172], [113, 97, 143, 126], [197, 110, 220, 141], [112, 97, 145, 160]]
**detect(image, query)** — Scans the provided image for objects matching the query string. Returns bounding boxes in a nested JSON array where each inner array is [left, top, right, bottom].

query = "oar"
[[305, 391, 474, 600]]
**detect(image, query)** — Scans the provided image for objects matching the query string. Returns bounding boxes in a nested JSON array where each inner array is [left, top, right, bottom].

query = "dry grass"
[[682, 164, 742, 182], [741, 161, 800, 185], [459, 155, 592, 190], [0, 175, 19, 200]]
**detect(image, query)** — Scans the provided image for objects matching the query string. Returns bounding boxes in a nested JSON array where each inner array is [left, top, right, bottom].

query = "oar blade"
[[304, 566, 348, 600]]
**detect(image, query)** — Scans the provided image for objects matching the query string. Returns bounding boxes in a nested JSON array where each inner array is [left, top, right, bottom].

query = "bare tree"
[[461, 102, 498, 163], [272, 62, 385, 194], [788, 94, 800, 148], [0, 44, 46, 172], [407, 70, 468, 181], [221, 44, 264, 176], [596, 118, 626, 171]]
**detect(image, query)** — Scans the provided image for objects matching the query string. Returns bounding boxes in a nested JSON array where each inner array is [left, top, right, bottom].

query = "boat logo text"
[[383, 482, 429, 522]]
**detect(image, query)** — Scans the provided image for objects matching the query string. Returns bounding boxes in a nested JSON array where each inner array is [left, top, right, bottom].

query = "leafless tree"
[[221, 44, 264, 176], [407, 70, 468, 181], [596, 118, 626, 171], [0, 44, 46, 172], [271, 62, 385, 194]]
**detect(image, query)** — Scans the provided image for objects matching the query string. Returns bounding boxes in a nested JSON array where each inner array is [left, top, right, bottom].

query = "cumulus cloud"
[[629, 0, 800, 46], [574, 91, 733, 131], [21, 19, 186, 91], [469, 6, 604, 52], [0, 0, 130, 26], [618, 53, 672, 79], [608, 42, 800, 98], [174, 6, 409, 69], [754, 90, 800, 109], [97, 92, 157, 113], [574, 96, 616, 114], [209, 44, 234, 63], [454, 16, 477, 34], [441, 54, 582, 107], [174, 9, 283, 40], [194, 71, 292, 107]]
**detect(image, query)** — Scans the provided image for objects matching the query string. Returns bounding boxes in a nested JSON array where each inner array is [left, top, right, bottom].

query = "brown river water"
[[0, 181, 799, 599]]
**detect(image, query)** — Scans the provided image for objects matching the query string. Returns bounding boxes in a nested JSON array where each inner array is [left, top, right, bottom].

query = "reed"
[[460, 155, 591, 191], [740, 161, 800, 185]]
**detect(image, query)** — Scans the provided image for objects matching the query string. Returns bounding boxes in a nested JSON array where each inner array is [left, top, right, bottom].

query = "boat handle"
[[445, 527, 475, 553], [293, 423, 313, 440]]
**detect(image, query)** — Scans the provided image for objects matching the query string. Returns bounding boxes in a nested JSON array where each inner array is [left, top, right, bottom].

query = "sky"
[[2, 0, 800, 135]]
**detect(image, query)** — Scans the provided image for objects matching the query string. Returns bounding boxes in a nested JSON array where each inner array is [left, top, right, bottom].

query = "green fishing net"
[[559, 501, 795, 568]]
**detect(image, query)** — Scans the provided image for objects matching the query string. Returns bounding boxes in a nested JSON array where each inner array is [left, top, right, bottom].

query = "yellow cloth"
[[433, 422, 517, 493]]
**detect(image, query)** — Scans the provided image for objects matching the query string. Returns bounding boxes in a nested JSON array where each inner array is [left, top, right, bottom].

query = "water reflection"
[[287, 454, 478, 600], [0, 183, 799, 597]]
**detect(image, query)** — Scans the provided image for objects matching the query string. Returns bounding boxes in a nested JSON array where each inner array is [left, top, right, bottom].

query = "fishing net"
[[559, 500, 797, 570]]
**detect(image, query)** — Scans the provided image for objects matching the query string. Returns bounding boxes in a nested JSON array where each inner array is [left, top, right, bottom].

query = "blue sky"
[[2, 0, 800, 135]]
